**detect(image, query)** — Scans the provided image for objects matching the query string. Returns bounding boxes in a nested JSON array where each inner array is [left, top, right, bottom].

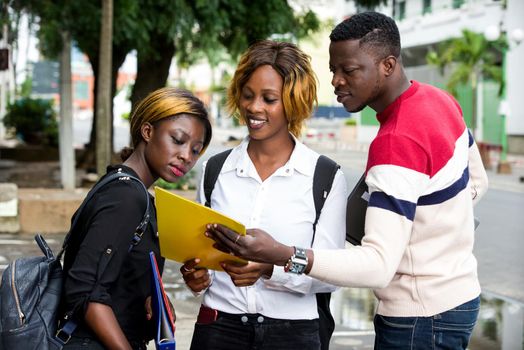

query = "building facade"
[[330, 0, 523, 153]]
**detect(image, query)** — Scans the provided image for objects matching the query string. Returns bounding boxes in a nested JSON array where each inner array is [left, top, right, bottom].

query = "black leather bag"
[[0, 235, 64, 350], [0, 168, 151, 349]]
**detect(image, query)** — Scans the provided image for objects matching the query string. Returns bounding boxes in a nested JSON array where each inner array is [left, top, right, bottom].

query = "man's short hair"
[[330, 12, 401, 60]]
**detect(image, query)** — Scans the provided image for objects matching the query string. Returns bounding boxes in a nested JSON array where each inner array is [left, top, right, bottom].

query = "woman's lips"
[[248, 118, 267, 130], [170, 165, 185, 177]]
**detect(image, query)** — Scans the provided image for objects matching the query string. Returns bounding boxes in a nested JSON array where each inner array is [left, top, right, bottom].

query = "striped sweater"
[[310, 81, 488, 316]]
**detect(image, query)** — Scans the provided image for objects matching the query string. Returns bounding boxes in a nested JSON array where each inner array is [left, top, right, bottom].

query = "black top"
[[62, 165, 163, 344]]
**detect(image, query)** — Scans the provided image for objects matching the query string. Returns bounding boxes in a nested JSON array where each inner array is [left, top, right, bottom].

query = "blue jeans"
[[373, 296, 480, 349], [190, 311, 320, 350]]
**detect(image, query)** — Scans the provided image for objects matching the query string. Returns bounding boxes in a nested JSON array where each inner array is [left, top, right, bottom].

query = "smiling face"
[[239, 65, 288, 141], [329, 39, 385, 113], [142, 114, 206, 182]]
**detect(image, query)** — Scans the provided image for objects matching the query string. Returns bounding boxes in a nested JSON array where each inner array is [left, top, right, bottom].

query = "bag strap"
[[312, 155, 339, 350], [311, 155, 340, 246], [203, 149, 232, 208], [59, 167, 151, 257]]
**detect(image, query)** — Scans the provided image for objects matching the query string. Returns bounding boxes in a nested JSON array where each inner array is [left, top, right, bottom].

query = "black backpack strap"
[[203, 149, 232, 208], [59, 167, 151, 256], [312, 155, 339, 350], [311, 155, 340, 246]]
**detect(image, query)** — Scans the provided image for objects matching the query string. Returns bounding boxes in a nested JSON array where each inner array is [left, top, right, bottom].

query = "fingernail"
[[206, 224, 211, 229], [205, 231, 209, 237], [213, 223, 217, 228]]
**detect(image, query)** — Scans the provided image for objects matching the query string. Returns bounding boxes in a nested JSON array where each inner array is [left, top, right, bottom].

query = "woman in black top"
[[61, 87, 212, 349]]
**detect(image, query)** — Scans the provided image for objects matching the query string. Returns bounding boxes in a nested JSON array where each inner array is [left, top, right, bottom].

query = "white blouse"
[[196, 136, 347, 320]]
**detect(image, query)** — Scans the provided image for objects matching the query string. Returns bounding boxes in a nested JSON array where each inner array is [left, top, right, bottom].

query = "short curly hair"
[[330, 12, 401, 60], [226, 40, 317, 138]]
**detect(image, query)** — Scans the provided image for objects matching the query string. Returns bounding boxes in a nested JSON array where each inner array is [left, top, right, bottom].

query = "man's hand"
[[221, 261, 273, 287], [180, 258, 211, 293], [206, 224, 294, 266]]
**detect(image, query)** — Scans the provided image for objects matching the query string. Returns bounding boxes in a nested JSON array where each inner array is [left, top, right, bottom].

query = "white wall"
[[505, 0, 524, 135]]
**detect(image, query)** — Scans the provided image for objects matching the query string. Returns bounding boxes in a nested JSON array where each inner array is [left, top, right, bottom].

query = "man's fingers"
[[212, 242, 231, 254], [210, 224, 239, 244]]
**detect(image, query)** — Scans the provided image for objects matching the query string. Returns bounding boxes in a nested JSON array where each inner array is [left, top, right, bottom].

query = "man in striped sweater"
[[207, 11, 489, 349]]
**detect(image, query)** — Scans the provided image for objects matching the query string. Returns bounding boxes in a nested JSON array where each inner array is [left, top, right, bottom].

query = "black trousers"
[[190, 310, 321, 350]]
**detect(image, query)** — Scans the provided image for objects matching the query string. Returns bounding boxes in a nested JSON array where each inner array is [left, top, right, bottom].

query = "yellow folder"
[[154, 187, 247, 271]]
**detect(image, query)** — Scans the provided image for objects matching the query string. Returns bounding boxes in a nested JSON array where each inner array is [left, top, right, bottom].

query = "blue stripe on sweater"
[[369, 192, 417, 221], [418, 167, 469, 206], [468, 129, 474, 147]]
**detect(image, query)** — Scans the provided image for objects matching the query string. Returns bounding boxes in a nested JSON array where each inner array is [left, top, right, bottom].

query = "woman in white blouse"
[[181, 40, 347, 350]]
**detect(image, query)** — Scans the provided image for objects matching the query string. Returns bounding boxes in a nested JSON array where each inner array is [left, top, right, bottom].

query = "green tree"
[[426, 29, 507, 133], [5, 0, 322, 166], [127, 1, 322, 110], [3, 0, 383, 167], [3, 0, 137, 166]]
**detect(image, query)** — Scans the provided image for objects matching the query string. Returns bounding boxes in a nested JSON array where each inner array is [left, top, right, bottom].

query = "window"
[[423, 0, 432, 14], [395, 0, 406, 21]]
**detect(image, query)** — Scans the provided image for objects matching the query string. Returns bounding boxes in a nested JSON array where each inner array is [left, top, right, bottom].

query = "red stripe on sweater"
[[367, 81, 467, 178]]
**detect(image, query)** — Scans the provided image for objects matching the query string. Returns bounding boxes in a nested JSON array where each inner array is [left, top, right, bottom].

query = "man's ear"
[[140, 122, 153, 143], [381, 56, 397, 77]]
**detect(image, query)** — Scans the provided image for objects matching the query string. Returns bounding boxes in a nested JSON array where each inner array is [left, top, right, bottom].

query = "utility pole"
[[0, 24, 9, 140], [59, 30, 75, 189], [96, 0, 113, 176]]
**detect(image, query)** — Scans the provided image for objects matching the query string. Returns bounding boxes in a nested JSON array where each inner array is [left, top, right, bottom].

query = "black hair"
[[330, 12, 401, 60]]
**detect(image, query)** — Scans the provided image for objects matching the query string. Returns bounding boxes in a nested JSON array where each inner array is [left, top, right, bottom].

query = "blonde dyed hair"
[[129, 87, 211, 149], [226, 40, 318, 138]]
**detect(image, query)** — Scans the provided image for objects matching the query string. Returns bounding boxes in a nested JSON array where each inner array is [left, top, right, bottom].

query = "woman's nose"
[[246, 97, 263, 113], [178, 145, 192, 163]]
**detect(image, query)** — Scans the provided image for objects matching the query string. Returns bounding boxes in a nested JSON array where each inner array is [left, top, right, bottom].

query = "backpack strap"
[[203, 149, 232, 208], [58, 167, 151, 257], [311, 155, 340, 246], [311, 155, 339, 350]]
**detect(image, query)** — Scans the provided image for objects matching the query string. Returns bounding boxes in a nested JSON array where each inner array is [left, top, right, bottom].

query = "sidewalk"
[[483, 153, 524, 193]]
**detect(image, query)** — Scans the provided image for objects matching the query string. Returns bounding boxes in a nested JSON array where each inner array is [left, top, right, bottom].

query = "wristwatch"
[[284, 247, 308, 274]]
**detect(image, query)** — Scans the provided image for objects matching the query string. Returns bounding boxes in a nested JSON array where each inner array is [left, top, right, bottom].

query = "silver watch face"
[[289, 257, 307, 274], [289, 262, 307, 274], [285, 247, 308, 274]]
